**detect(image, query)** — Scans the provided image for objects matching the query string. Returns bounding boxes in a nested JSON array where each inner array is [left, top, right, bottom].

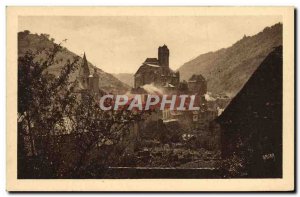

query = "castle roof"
[[145, 63, 160, 68], [134, 63, 161, 76], [144, 58, 159, 64], [159, 44, 168, 49]]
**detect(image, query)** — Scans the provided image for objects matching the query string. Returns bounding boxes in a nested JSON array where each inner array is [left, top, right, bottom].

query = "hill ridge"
[[18, 31, 130, 94], [178, 23, 282, 97]]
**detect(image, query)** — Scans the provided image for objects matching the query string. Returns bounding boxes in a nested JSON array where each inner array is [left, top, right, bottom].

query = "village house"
[[187, 74, 207, 96]]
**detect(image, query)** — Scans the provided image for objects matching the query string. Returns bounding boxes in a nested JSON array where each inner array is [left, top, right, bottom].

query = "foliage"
[[220, 136, 254, 178], [17, 38, 142, 178]]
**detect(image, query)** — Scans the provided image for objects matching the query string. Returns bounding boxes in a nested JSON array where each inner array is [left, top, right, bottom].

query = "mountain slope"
[[217, 46, 282, 177], [178, 23, 282, 97], [112, 73, 134, 87], [18, 31, 130, 93]]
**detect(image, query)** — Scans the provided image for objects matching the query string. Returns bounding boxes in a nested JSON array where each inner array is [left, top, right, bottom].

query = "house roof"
[[163, 83, 175, 88], [188, 74, 206, 82]]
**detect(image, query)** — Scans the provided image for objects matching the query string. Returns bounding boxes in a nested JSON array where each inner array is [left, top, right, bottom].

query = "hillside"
[[18, 31, 130, 93], [112, 73, 134, 87], [178, 23, 282, 97]]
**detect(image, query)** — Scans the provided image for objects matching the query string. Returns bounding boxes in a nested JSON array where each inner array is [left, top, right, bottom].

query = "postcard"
[[6, 6, 294, 191]]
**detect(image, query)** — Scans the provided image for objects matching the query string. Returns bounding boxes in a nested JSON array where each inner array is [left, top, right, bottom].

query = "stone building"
[[75, 52, 103, 98], [131, 47, 221, 147], [134, 45, 180, 89], [187, 74, 207, 96]]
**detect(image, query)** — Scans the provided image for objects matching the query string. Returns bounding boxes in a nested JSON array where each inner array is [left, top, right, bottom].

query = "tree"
[[18, 35, 145, 178], [65, 95, 144, 178], [18, 41, 80, 178]]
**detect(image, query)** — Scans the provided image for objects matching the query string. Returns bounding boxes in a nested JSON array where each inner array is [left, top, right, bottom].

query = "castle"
[[134, 45, 180, 89]]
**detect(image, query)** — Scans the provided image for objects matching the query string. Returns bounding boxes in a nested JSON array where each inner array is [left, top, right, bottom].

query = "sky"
[[19, 16, 282, 74]]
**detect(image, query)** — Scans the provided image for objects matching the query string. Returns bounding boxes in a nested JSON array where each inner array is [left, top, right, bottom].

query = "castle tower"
[[78, 52, 90, 89], [158, 45, 169, 69]]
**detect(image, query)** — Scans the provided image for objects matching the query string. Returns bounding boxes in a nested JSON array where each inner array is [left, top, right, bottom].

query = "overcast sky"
[[19, 16, 282, 74]]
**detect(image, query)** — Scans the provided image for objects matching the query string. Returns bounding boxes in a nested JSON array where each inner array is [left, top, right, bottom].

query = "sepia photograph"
[[6, 6, 294, 191]]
